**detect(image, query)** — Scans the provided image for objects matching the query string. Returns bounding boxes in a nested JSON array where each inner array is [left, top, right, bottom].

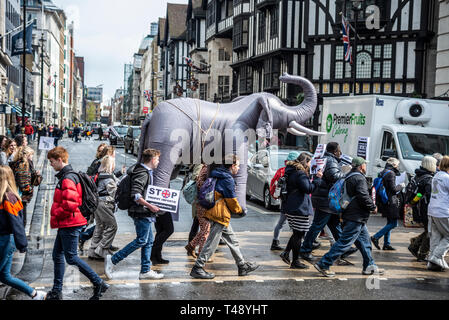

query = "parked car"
[[109, 125, 128, 147], [246, 146, 312, 209], [132, 135, 140, 156], [124, 126, 141, 155]]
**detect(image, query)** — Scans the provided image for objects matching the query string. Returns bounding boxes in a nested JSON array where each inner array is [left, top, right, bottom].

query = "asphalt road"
[[2, 135, 449, 306]]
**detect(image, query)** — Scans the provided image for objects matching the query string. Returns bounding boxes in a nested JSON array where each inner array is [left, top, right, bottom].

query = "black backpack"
[[404, 173, 432, 206], [71, 171, 99, 221], [86, 159, 101, 176], [115, 164, 146, 210]]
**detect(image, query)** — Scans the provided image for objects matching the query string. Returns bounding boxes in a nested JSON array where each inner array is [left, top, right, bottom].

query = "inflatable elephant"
[[138, 73, 324, 220]]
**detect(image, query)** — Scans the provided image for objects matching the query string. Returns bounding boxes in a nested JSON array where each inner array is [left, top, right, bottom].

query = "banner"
[[39, 137, 55, 150], [145, 185, 181, 214], [11, 22, 35, 56]]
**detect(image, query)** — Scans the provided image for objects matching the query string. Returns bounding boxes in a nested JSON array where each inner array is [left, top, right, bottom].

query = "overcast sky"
[[53, 0, 188, 104]]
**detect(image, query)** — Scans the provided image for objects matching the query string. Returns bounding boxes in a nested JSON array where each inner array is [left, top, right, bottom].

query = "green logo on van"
[[326, 114, 333, 133], [325, 113, 366, 143]]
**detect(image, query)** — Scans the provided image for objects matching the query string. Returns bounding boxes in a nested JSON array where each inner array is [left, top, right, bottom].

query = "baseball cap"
[[286, 151, 300, 161], [352, 157, 367, 167]]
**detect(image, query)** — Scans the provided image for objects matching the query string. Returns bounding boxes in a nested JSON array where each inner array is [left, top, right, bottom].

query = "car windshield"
[[133, 129, 141, 138], [397, 132, 449, 161], [270, 152, 290, 170], [114, 126, 128, 135]]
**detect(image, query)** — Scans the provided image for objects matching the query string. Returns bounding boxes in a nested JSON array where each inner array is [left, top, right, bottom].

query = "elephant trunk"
[[279, 73, 325, 136]]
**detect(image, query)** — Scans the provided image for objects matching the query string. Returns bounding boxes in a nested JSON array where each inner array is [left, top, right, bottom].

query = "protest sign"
[[145, 185, 181, 214], [310, 157, 327, 175], [39, 137, 55, 150], [357, 137, 370, 160]]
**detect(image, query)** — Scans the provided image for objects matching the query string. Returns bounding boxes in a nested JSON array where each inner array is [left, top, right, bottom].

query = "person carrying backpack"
[[280, 152, 323, 269], [86, 143, 108, 176], [190, 154, 259, 279], [269, 151, 299, 251], [104, 149, 164, 280], [314, 157, 384, 277], [0, 165, 47, 300], [46, 147, 109, 300], [87, 156, 119, 260], [407, 156, 436, 261], [371, 158, 405, 251]]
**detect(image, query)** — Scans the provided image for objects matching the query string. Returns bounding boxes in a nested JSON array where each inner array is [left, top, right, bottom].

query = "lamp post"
[[21, 0, 27, 128], [350, 0, 362, 95], [39, 1, 45, 124], [53, 72, 57, 124]]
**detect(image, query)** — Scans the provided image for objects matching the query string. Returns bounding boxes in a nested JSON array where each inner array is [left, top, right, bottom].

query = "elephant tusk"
[[287, 127, 307, 136], [289, 121, 326, 136]]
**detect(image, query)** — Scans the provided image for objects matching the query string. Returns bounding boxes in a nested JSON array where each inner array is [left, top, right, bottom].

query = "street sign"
[[145, 185, 180, 214], [143, 107, 149, 114]]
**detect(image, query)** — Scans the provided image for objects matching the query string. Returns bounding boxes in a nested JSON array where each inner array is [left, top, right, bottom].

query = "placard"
[[39, 137, 55, 150], [145, 185, 181, 214], [357, 137, 370, 160], [313, 144, 326, 159], [310, 157, 327, 175]]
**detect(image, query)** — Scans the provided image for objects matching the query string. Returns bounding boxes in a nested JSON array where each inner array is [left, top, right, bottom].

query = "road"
[[1, 134, 448, 305]]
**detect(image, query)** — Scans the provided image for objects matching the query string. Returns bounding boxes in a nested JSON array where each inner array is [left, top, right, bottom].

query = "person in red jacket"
[[24, 122, 34, 145], [45, 147, 109, 300]]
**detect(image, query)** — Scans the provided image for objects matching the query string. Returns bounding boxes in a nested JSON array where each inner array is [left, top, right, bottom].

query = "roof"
[[157, 17, 166, 46], [192, 0, 203, 10], [166, 3, 188, 40]]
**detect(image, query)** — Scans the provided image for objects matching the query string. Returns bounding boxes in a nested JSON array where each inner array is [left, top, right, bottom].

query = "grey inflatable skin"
[[138, 73, 324, 220]]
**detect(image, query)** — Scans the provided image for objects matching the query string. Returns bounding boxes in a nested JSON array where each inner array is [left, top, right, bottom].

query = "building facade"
[[436, 0, 449, 97]]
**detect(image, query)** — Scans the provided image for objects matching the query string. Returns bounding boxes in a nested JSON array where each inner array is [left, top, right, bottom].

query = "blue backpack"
[[373, 170, 391, 205], [328, 172, 362, 214], [197, 178, 217, 209]]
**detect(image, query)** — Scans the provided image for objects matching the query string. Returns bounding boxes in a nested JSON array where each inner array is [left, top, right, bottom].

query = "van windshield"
[[397, 132, 449, 161]]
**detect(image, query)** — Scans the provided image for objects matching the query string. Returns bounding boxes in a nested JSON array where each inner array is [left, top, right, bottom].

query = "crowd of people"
[[0, 136, 448, 300]]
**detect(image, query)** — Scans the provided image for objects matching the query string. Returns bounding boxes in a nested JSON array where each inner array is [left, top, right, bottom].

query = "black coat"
[[311, 152, 346, 212], [128, 163, 153, 218], [377, 164, 403, 220], [343, 168, 377, 224], [281, 165, 322, 216], [412, 167, 434, 226]]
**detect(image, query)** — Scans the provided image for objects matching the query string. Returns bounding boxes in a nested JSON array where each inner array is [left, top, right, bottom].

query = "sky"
[[53, 0, 188, 104]]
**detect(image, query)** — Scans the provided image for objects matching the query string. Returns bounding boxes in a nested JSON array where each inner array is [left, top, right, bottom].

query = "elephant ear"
[[256, 96, 273, 139]]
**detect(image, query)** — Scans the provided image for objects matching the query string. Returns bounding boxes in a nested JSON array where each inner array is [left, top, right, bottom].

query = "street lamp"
[[53, 72, 57, 124], [350, 0, 363, 95]]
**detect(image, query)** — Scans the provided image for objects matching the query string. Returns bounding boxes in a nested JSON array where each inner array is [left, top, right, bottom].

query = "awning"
[[11, 105, 31, 117]]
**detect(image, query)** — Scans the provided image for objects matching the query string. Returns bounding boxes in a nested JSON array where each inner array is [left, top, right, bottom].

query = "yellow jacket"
[[205, 191, 243, 227]]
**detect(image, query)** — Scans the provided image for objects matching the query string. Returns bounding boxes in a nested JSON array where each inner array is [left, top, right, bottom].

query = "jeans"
[[52, 227, 102, 292], [273, 212, 288, 241], [80, 225, 96, 242], [373, 218, 398, 247], [300, 208, 342, 254], [0, 235, 34, 297], [112, 217, 154, 273], [317, 220, 375, 271], [195, 222, 245, 268]]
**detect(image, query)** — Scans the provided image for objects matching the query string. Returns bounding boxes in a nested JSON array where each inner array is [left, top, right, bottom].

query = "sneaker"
[[270, 239, 283, 251], [139, 270, 164, 280], [104, 254, 114, 280], [362, 265, 385, 275], [32, 290, 47, 300], [336, 258, 354, 266], [370, 236, 380, 250], [238, 262, 259, 276], [190, 266, 215, 279], [382, 245, 396, 251], [299, 252, 317, 263], [427, 261, 444, 272], [89, 281, 110, 300], [313, 263, 335, 277], [280, 251, 290, 265], [109, 245, 119, 252], [45, 289, 62, 300], [290, 260, 309, 269]]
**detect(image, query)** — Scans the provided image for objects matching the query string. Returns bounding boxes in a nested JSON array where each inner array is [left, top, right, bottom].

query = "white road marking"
[[255, 280, 264, 283], [338, 278, 348, 281], [416, 278, 425, 281], [295, 279, 304, 282], [246, 204, 278, 215], [215, 281, 224, 283]]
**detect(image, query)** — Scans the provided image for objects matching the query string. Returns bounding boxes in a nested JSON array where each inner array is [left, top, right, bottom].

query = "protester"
[[37, 125, 47, 144], [14, 134, 27, 148], [24, 122, 34, 145], [426, 155, 449, 271], [270, 151, 299, 251], [32, 122, 38, 141], [280, 152, 323, 269], [5, 139, 17, 163], [185, 164, 211, 259], [53, 125, 62, 147], [433, 153, 443, 171], [0, 136, 8, 165], [45, 147, 109, 300], [371, 158, 405, 251], [408, 156, 436, 261], [0, 165, 47, 300], [300, 142, 357, 262], [97, 126, 103, 141], [86, 143, 108, 176], [88, 156, 118, 259], [190, 154, 259, 279], [104, 149, 164, 280], [9, 147, 40, 227], [314, 157, 384, 277]]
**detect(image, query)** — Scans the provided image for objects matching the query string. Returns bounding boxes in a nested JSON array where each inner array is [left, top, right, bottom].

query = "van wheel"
[[264, 186, 272, 210]]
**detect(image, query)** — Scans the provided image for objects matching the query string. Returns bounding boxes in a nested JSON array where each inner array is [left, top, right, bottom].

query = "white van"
[[319, 95, 449, 181]]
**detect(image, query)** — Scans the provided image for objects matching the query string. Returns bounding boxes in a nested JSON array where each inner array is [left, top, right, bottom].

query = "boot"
[[190, 266, 215, 279], [238, 262, 259, 276], [290, 259, 309, 269], [280, 251, 290, 265], [270, 239, 283, 251]]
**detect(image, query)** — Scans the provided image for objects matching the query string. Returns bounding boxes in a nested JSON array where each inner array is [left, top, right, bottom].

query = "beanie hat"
[[286, 151, 300, 162]]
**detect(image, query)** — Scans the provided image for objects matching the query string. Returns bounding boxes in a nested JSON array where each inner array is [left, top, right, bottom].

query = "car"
[[124, 126, 141, 155], [246, 146, 312, 210], [109, 125, 128, 147], [132, 135, 140, 156]]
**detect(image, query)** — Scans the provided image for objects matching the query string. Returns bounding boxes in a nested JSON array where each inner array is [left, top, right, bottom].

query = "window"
[[207, 1, 216, 27], [270, 7, 278, 38], [200, 83, 208, 100], [258, 11, 266, 42], [233, 18, 249, 49], [218, 48, 230, 61], [380, 131, 397, 159], [356, 52, 372, 78], [218, 76, 230, 98], [239, 66, 253, 94], [227, 0, 233, 17], [263, 57, 280, 89]]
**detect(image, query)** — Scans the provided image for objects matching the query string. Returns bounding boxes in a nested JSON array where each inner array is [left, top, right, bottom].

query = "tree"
[[86, 102, 96, 123]]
